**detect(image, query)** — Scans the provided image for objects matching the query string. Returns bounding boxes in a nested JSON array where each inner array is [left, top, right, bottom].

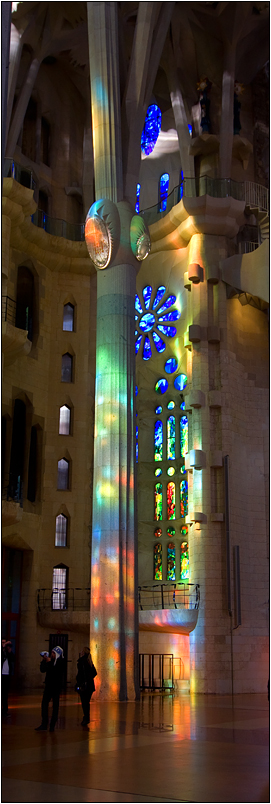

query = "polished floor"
[[2, 690, 269, 803]]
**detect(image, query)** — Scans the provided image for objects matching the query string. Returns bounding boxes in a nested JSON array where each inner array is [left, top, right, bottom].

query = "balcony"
[[2, 296, 32, 364], [138, 583, 200, 635], [2, 475, 23, 527], [36, 587, 91, 634]]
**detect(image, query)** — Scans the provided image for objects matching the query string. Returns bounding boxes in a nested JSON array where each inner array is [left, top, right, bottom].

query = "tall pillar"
[[2, 2, 11, 175], [219, 44, 236, 178]]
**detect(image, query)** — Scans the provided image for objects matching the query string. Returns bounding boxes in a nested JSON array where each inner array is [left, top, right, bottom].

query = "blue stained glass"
[[154, 420, 163, 461], [167, 401, 175, 409], [180, 401, 185, 410], [179, 169, 184, 201], [155, 406, 162, 414], [165, 358, 178, 374], [155, 378, 168, 394], [152, 286, 166, 310], [135, 315, 138, 321], [143, 336, 152, 360], [188, 124, 192, 136], [142, 286, 152, 310], [139, 313, 156, 332], [135, 335, 142, 354], [157, 295, 176, 313], [152, 330, 166, 353], [135, 183, 141, 214], [158, 311, 180, 322], [155, 468, 162, 476], [135, 294, 143, 314], [135, 386, 138, 396], [174, 373, 187, 391], [141, 104, 162, 156], [160, 173, 169, 212], [157, 324, 177, 337]]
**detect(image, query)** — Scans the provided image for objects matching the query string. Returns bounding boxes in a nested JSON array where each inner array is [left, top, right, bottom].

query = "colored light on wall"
[[167, 481, 175, 520]]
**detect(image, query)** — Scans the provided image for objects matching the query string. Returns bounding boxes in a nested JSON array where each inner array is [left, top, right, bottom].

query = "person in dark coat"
[[76, 647, 97, 726], [35, 646, 64, 732], [2, 640, 15, 717]]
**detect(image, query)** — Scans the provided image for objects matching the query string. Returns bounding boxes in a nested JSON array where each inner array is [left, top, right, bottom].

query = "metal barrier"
[[2, 473, 23, 506], [244, 181, 269, 212], [37, 587, 91, 612], [30, 209, 84, 242], [4, 157, 37, 191], [238, 241, 259, 254], [2, 296, 33, 340], [138, 583, 200, 611], [139, 653, 174, 691]]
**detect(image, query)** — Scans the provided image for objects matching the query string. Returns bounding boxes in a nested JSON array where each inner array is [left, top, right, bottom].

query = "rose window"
[[135, 285, 180, 360]]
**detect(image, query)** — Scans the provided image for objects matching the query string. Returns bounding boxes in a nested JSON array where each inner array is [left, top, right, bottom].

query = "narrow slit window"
[[167, 542, 176, 581], [61, 353, 73, 383], [55, 514, 68, 547], [57, 458, 69, 490], [180, 536, 189, 581], [135, 183, 141, 213], [154, 483, 163, 520], [159, 173, 169, 212], [167, 481, 175, 520], [154, 543, 162, 580], [52, 566, 67, 610], [63, 304, 74, 331], [136, 425, 138, 463], [180, 480, 188, 517], [59, 406, 71, 435], [180, 416, 188, 457], [167, 416, 175, 460], [154, 420, 163, 461]]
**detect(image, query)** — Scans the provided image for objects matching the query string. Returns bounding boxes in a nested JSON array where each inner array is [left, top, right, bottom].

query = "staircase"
[[244, 181, 269, 244]]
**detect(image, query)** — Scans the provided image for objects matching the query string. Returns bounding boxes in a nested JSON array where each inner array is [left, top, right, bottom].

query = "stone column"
[[2, 2, 11, 174], [219, 44, 236, 178]]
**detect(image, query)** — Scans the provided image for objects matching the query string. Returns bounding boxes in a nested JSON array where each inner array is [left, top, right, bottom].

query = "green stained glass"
[[167, 416, 175, 460], [155, 468, 162, 477], [180, 540, 189, 581], [180, 416, 188, 457], [167, 542, 176, 581], [180, 480, 188, 517], [154, 542, 162, 580], [167, 527, 175, 536], [167, 467, 175, 476], [167, 481, 175, 520], [154, 420, 163, 461], [154, 483, 163, 520]]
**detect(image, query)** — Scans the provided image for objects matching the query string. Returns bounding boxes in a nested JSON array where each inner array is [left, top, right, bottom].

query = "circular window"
[[139, 313, 156, 332], [155, 378, 168, 394], [174, 374, 187, 391], [167, 467, 175, 476], [155, 406, 162, 414], [155, 527, 162, 538], [155, 468, 162, 477], [164, 357, 178, 374], [167, 401, 175, 410]]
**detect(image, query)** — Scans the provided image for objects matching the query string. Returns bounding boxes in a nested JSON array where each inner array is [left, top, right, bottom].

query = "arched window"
[[136, 425, 138, 463], [167, 416, 175, 460], [22, 96, 37, 161], [27, 426, 37, 502], [57, 458, 69, 490], [15, 266, 34, 341], [154, 527, 162, 538], [135, 183, 141, 213], [154, 483, 163, 520], [9, 399, 26, 501], [59, 406, 71, 435], [167, 481, 175, 520], [61, 353, 73, 383], [154, 420, 163, 461], [159, 173, 169, 212], [167, 542, 176, 581], [180, 416, 188, 457], [52, 564, 68, 610], [141, 104, 161, 156], [41, 117, 50, 166], [55, 514, 68, 547], [180, 537, 189, 581], [63, 304, 74, 332], [154, 543, 162, 580], [180, 479, 188, 517]]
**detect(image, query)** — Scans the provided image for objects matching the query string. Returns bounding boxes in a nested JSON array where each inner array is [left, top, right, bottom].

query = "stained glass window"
[[167, 481, 175, 520], [167, 416, 175, 460], [154, 420, 163, 462], [167, 526, 175, 537], [135, 286, 180, 360], [152, 286, 166, 310], [155, 528, 162, 538], [142, 286, 152, 310], [141, 105, 162, 156], [180, 540, 189, 581], [180, 416, 188, 457], [143, 336, 152, 360], [154, 483, 163, 520], [180, 400, 185, 410], [135, 183, 141, 213], [155, 378, 168, 394], [155, 468, 162, 477], [155, 406, 162, 414], [165, 357, 178, 374], [174, 373, 187, 391], [180, 480, 188, 517], [167, 401, 175, 410], [167, 542, 176, 581], [136, 425, 138, 463], [167, 467, 175, 476], [154, 542, 162, 580], [160, 173, 169, 212]]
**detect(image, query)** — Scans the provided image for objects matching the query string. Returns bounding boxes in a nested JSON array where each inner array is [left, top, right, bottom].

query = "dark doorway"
[[15, 266, 34, 341]]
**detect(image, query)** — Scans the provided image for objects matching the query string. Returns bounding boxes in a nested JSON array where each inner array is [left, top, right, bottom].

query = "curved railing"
[[31, 208, 84, 242], [138, 582, 200, 611], [37, 587, 90, 612]]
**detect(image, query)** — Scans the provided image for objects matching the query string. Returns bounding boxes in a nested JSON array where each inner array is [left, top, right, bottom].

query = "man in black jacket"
[[2, 639, 15, 717], [35, 646, 64, 732]]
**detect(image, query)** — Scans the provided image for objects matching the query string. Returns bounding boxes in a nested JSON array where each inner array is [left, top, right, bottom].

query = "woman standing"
[[76, 647, 97, 726]]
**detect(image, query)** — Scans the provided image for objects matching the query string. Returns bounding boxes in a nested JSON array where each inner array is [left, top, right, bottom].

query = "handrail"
[[4, 157, 37, 191], [37, 587, 90, 612], [238, 241, 259, 254], [244, 181, 269, 213], [31, 208, 85, 242], [138, 582, 200, 611], [2, 295, 33, 340]]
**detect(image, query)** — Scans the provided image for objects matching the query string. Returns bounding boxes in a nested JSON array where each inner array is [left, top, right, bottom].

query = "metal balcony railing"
[[4, 157, 37, 191], [31, 209, 85, 242], [244, 181, 269, 213], [138, 583, 200, 611], [2, 296, 33, 340], [37, 587, 90, 612], [2, 473, 23, 506], [238, 241, 259, 254]]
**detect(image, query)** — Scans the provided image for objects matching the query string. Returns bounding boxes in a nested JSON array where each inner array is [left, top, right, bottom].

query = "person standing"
[[35, 646, 64, 732], [76, 647, 97, 726], [1, 639, 15, 717]]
